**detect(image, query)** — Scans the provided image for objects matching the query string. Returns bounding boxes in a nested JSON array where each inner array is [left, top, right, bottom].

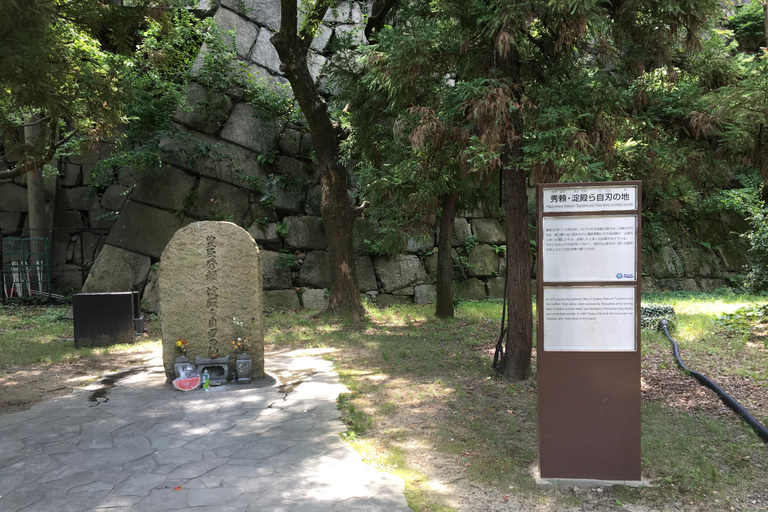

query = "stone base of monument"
[[196, 355, 229, 384]]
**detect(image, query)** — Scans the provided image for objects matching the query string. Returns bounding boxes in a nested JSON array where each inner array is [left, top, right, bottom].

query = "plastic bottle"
[[202, 369, 210, 391]]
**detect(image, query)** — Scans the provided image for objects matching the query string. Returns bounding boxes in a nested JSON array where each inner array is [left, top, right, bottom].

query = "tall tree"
[[339, 0, 720, 379], [270, 0, 367, 320]]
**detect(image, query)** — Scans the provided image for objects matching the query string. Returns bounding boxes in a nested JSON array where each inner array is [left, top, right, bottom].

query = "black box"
[[73, 292, 136, 348]]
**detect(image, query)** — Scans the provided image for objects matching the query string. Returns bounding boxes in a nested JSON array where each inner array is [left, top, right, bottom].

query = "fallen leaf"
[[174, 486, 183, 491]]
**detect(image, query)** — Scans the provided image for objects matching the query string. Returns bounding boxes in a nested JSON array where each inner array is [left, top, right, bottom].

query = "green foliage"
[[274, 250, 297, 269], [727, 2, 767, 53], [276, 221, 290, 237]]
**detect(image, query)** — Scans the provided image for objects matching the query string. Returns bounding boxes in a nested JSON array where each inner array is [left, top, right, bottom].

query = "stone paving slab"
[[0, 354, 412, 512]]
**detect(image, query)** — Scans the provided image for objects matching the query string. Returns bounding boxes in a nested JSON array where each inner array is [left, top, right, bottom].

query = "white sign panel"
[[542, 215, 637, 282], [543, 186, 637, 213], [543, 286, 636, 351]]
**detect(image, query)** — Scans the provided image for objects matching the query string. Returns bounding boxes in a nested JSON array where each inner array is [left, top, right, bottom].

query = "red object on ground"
[[173, 377, 200, 391]]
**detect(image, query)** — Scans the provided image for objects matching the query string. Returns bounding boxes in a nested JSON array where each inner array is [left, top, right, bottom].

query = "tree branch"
[[365, 0, 398, 42], [298, 0, 333, 46]]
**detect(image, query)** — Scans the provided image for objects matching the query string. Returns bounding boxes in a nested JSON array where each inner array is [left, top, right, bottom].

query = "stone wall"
[[1, 0, 751, 306]]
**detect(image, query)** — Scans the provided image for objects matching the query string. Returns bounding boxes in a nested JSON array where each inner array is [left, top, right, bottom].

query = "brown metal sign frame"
[[537, 181, 642, 482]]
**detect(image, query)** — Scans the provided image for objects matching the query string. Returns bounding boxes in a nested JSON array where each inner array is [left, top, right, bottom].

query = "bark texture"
[[435, 192, 457, 318], [271, 0, 365, 321], [501, 152, 533, 381]]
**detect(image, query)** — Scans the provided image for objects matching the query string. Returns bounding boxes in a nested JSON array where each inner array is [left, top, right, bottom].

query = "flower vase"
[[235, 352, 251, 384], [174, 355, 190, 378]]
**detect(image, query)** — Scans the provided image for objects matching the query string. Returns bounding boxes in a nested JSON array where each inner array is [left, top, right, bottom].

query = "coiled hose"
[[660, 319, 768, 442]]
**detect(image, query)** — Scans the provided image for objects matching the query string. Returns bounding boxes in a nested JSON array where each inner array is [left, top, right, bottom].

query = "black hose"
[[660, 319, 768, 442]]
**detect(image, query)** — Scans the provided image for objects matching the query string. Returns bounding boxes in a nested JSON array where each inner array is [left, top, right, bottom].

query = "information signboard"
[[537, 181, 641, 483]]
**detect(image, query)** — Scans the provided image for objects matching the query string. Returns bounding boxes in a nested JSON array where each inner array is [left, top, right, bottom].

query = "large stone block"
[[214, 7, 259, 59], [414, 284, 437, 304], [0, 212, 21, 232], [467, 244, 500, 277], [265, 289, 301, 310], [284, 216, 327, 250], [487, 276, 505, 299], [276, 156, 315, 182], [356, 256, 377, 291], [100, 184, 130, 211], [220, 103, 281, 155], [373, 254, 428, 293], [82, 244, 151, 294], [311, 24, 333, 52], [278, 128, 302, 156], [248, 221, 280, 246], [406, 233, 434, 254], [680, 246, 722, 278], [301, 288, 327, 310], [54, 210, 82, 230], [61, 162, 82, 187], [223, 0, 281, 31], [259, 250, 293, 290], [186, 177, 251, 226], [130, 166, 197, 212], [334, 24, 366, 46], [63, 187, 99, 211], [698, 278, 729, 291], [159, 221, 264, 381], [307, 52, 327, 84], [142, 267, 160, 314], [107, 201, 192, 259], [304, 185, 321, 216], [651, 245, 684, 278], [455, 278, 487, 301], [376, 294, 412, 307], [249, 28, 281, 74], [470, 218, 505, 244], [273, 178, 303, 214], [323, 2, 351, 22], [424, 248, 465, 281], [173, 82, 234, 136], [89, 208, 119, 230], [451, 218, 471, 247], [298, 250, 330, 288]]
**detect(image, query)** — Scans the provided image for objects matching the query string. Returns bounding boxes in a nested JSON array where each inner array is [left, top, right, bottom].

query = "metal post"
[[1, 228, 5, 304], [80, 227, 85, 288]]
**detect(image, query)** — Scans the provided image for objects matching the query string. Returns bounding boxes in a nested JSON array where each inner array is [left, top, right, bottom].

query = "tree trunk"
[[435, 192, 457, 317], [500, 150, 533, 381], [271, 0, 365, 321]]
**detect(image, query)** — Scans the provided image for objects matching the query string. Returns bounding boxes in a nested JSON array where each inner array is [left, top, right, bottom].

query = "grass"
[[0, 303, 160, 369], [4, 291, 768, 510], [265, 292, 768, 511]]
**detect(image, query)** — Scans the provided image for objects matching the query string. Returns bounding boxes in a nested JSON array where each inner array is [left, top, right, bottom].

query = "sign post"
[[537, 181, 642, 483]]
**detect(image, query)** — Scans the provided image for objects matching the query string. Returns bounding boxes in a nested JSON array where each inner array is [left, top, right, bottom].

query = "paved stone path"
[[0, 354, 412, 512]]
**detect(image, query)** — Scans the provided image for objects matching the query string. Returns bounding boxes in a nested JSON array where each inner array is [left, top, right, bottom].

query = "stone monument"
[[159, 221, 264, 382]]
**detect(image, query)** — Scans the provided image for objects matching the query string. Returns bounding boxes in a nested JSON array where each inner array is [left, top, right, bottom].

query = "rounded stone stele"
[[159, 221, 264, 381]]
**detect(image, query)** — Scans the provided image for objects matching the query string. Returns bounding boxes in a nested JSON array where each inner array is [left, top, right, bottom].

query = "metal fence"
[[1, 227, 109, 301]]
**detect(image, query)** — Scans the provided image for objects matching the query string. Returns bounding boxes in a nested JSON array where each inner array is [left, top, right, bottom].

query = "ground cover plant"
[[1, 291, 767, 510]]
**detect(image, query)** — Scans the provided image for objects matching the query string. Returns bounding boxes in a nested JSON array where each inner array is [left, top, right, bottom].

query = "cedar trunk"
[[271, 0, 364, 320], [501, 158, 533, 381], [435, 192, 458, 317]]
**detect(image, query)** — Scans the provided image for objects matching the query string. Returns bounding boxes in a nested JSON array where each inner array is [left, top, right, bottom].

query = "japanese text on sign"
[[543, 186, 637, 213], [542, 215, 637, 282]]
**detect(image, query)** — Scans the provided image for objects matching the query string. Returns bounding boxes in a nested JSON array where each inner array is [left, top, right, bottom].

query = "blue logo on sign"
[[616, 273, 623, 279]]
